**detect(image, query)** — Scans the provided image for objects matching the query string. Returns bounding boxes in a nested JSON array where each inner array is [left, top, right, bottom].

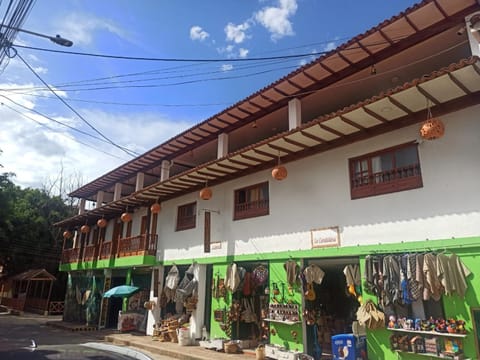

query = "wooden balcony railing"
[[99, 242, 113, 260], [61, 234, 158, 263], [61, 248, 81, 264], [83, 244, 98, 262], [117, 234, 157, 258], [234, 199, 269, 220]]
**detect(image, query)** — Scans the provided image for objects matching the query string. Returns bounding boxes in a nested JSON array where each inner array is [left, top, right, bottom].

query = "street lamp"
[[0, 25, 73, 47]]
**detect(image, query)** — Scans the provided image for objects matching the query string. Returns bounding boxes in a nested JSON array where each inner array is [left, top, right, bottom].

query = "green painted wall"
[[360, 241, 480, 360], [59, 255, 156, 272], [210, 263, 230, 339], [268, 259, 304, 353], [60, 235, 480, 358], [208, 260, 304, 352]]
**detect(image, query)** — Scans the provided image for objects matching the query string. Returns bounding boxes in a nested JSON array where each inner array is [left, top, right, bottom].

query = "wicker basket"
[[224, 341, 239, 354]]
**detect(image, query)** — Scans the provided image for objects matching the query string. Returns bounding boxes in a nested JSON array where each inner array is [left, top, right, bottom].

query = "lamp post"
[[0, 25, 73, 47]]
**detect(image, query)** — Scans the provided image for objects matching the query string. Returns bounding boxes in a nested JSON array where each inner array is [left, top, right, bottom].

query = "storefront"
[[358, 242, 480, 360], [200, 257, 364, 359], [302, 258, 363, 359]]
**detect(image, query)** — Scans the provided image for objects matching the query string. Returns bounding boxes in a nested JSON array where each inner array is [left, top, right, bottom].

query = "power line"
[[14, 43, 331, 62], [1, 63, 297, 94], [0, 56, 300, 93], [2, 91, 233, 107], [0, 99, 129, 161], [0, 0, 35, 71], [0, 94, 138, 155], [12, 49, 140, 158]]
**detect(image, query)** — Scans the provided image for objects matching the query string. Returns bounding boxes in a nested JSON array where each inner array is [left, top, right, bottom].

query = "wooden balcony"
[[83, 244, 98, 262], [61, 234, 158, 267], [117, 234, 157, 258], [234, 199, 269, 220], [61, 248, 81, 264], [99, 241, 113, 260]]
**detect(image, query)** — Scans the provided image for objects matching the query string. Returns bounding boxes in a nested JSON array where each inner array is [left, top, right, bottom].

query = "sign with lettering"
[[311, 226, 340, 248]]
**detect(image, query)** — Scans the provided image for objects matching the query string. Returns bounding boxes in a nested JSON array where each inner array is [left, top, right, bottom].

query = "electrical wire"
[[0, 100, 129, 161], [13, 43, 335, 62], [0, 56, 301, 93], [0, 0, 35, 71], [2, 91, 233, 107], [13, 50, 140, 158], [0, 94, 137, 156]]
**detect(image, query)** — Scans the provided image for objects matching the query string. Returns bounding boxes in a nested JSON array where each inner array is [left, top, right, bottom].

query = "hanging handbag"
[[214, 308, 225, 322], [356, 299, 385, 329]]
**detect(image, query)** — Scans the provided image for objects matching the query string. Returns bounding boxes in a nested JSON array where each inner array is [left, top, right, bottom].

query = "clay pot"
[[121, 212, 132, 223], [272, 165, 287, 180], [199, 187, 212, 200], [150, 202, 161, 214], [420, 118, 445, 140]]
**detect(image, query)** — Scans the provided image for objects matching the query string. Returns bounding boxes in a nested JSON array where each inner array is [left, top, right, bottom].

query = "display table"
[[118, 311, 145, 332]]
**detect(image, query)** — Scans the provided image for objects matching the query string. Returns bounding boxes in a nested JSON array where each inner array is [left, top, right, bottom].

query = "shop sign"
[[210, 241, 222, 250], [310, 226, 340, 248]]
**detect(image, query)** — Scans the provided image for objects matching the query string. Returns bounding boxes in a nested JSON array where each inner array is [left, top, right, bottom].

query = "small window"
[[176, 202, 196, 231], [349, 142, 422, 199], [234, 182, 269, 220]]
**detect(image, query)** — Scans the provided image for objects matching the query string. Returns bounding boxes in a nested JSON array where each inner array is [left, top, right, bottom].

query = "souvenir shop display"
[[364, 251, 471, 310]]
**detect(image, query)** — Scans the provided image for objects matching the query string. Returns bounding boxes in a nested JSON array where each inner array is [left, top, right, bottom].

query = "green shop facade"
[[60, 235, 480, 359]]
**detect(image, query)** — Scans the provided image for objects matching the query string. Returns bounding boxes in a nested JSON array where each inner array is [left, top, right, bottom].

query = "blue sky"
[[0, 0, 419, 192]]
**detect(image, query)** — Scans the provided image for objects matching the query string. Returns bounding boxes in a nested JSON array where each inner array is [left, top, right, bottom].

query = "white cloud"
[[190, 26, 210, 41], [255, 0, 298, 41], [323, 41, 337, 52], [217, 45, 249, 59], [55, 12, 129, 46], [33, 66, 48, 74], [221, 64, 233, 72], [225, 22, 250, 44], [238, 48, 249, 58], [0, 88, 194, 190]]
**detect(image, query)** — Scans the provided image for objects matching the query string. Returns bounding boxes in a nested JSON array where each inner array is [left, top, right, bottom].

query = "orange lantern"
[[150, 202, 161, 214], [199, 187, 212, 200], [80, 225, 90, 234], [97, 218, 107, 228], [272, 165, 288, 180], [63, 230, 73, 239], [420, 117, 445, 140], [121, 212, 132, 223]]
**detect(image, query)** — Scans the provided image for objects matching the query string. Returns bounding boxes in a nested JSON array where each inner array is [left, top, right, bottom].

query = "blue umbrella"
[[103, 285, 140, 298]]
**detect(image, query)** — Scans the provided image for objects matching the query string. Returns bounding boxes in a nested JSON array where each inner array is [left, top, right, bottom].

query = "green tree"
[[0, 163, 75, 276]]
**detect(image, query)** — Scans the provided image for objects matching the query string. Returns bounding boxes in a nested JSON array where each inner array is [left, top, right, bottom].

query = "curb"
[[104, 335, 216, 360], [82, 342, 153, 360]]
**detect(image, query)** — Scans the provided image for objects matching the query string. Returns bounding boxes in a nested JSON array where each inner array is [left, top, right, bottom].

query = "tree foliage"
[[0, 171, 76, 276]]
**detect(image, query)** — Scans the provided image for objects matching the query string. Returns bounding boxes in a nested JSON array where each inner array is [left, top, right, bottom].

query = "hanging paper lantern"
[[63, 230, 73, 239], [150, 202, 161, 214], [121, 212, 132, 223], [97, 218, 107, 228], [272, 165, 288, 180], [80, 225, 90, 234], [420, 117, 445, 140], [199, 187, 212, 200]]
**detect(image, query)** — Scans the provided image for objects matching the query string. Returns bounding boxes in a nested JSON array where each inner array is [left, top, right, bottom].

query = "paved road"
[[0, 313, 170, 360]]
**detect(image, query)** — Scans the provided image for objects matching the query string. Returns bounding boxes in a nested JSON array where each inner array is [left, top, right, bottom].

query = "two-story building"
[[55, 0, 480, 358]]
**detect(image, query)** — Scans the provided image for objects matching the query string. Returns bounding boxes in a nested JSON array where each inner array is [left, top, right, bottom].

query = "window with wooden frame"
[[234, 181, 269, 220], [176, 202, 196, 231], [349, 142, 423, 199]]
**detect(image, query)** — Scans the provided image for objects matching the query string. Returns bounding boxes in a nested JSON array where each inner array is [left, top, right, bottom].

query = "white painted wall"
[[127, 105, 480, 262]]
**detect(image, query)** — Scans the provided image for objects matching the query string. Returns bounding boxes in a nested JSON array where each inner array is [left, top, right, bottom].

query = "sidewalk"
[[46, 320, 255, 360], [104, 331, 256, 360]]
